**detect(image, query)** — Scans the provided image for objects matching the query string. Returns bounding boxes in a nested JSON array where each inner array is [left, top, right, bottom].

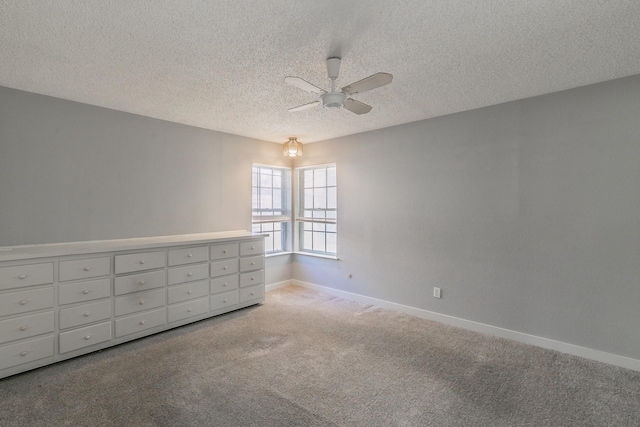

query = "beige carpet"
[[1, 285, 639, 426]]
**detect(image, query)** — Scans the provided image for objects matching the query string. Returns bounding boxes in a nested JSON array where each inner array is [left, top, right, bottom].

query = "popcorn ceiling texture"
[[1, 0, 640, 143]]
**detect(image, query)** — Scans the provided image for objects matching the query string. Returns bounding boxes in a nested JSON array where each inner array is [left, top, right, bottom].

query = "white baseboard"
[[265, 280, 294, 292], [284, 280, 640, 372]]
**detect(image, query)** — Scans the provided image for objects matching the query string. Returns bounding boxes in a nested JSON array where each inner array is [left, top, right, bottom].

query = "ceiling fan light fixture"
[[322, 92, 347, 109], [283, 137, 303, 157]]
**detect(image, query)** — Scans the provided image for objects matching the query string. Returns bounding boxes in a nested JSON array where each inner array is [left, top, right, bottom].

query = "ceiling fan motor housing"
[[322, 92, 346, 109]]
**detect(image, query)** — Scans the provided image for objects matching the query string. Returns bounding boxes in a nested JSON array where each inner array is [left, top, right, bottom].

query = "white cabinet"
[[59, 300, 111, 330], [59, 322, 112, 354], [168, 280, 209, 304], [114, 270, 165, 295], [0, 263, 53, 290], [59, 257, 110, 282], [114, 308, 166, 338], [0, 231, 265, 379], [115, 251, 165, 274], [168, 246, 209, 266], [0, 262, 54, 373], [0, 312, 54, 345]]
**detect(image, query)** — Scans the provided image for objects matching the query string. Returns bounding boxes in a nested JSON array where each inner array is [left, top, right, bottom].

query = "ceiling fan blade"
[[288, 100, 321, 112], [285, 77, 326, 94], [343, 98, 372, 115], [341, 72, 393, 95]]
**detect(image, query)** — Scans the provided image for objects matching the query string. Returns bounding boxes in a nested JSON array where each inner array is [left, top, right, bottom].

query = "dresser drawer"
[[0, 263, 53, 291], [59, 300, 112, 330], [0, 287, 53, 317], [115, 308, 165, 338], [114, 270, 165, 296], [0, 335, 54, 371], [210, 259, 238, 278], [240, 240, 264, 257], [168, 263, 208, 285], [240, 270, 264, 287], [210, 242, 238, 260], [168, 246, 209, 266], [168, 297, 209, 323], [115, 251, 165, 274], [240, 256, 264, 272], [59, 322, 112, 354], [0, 311, 54, 345], [59, 278, 111, 305], [59, 257, 110, 282], [167, 280, 209, 304], [114, 288, 165, 317], [240, 284, 264, 303], [210, 290, 239, 311], [210, 275, 239, 294]]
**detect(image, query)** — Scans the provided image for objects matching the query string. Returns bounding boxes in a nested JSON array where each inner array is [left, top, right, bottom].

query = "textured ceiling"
[[2, 1, 640, 143]]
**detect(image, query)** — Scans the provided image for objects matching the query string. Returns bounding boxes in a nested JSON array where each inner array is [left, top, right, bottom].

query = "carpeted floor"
[[1, 285, 639, 426]]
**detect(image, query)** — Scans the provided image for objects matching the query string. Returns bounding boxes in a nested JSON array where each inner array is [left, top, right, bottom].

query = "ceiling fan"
[[285, 57, 393, 115]]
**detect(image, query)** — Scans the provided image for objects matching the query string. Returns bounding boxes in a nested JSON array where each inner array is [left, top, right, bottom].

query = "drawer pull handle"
[[187, 308, 192, 312], [223, 266, 228, 270], [84, 267, 91, 271], [187, 290, 192, 294], [223, 283, 227, 287], [84, 335, 91, 340], [251, 277, 255, 281], [187, 272, 193, 277], [223, 250, 227, 254], [18, 274, 27, 279], [139, 260, 145, 264], [19, 326, 28, 331], [139, 300, 145, 305], [223, 299, 227, 303], [187, 254, 193, 258], [20, 351, 29, 357], [251, 292, 255, 296], [138, 280, 145, 285], [251, 246, 255, 250], [83, 312, 91, 317], [139, 320, 145, 325], [19, 300, 28, 305], [251, 262, 255, 266], [83, 290, 90, 294]]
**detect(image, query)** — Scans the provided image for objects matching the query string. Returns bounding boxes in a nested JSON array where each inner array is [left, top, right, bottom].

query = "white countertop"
[[0, 230, 262, 261]]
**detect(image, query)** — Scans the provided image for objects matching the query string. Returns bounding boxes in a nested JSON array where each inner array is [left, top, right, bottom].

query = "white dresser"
[[0, 231, 265, 379]]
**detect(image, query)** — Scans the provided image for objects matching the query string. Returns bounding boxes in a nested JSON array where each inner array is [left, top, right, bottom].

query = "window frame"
[[251, 164, 292, 254], [294, 163, 337, 257]]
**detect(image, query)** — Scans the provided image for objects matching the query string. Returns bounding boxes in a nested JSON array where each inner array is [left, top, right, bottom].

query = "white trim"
[[293, 252, 339, 260], [295, 162, 336, 170], [265, 251, 293, 258], [252, 216, 291, 223], [252, 162, 291, 169], [296, 217, 337, 224], [289, 280, 640, 373], [265, 280, 294, 291]]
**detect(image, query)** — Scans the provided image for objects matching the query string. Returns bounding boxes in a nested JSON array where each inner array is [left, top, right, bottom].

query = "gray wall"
[[0, 86, 292, 282], [293, 75, 640, 360]]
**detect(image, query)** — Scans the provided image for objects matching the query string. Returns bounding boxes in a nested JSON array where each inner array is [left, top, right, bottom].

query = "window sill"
[[265, 251, 293, 258], [293, 252, 339, 260]]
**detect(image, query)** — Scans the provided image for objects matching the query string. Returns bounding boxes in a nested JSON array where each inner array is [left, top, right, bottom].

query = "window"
[[252, 165, 291, 254], [296, 164, 337, 256]]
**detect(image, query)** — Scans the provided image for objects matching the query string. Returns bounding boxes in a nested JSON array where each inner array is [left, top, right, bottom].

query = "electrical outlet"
[[433, 287, 441, 298]]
